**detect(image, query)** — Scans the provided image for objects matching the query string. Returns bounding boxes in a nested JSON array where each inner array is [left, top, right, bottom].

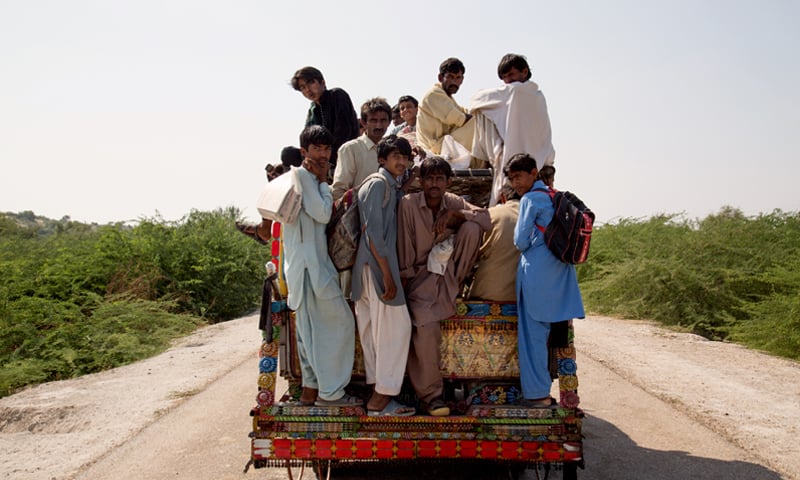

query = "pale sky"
[[1, 0, 798, 225]]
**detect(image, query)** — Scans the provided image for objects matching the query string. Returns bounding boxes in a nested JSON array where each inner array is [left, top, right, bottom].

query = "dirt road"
[[1, 314, 797, 479]]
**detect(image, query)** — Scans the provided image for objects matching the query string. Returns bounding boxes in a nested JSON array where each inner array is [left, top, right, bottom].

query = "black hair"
[[291, 66, 325, 91], [280, 146, 303, 167], [538, 165, 556, 185], [377, 135, 412, 162], [360, 97, 392, 122], [299, 125, 333, 149], [497, 53, 532, 81], [501, 182, 521, 201], [266, 163, 288, 181], [397, 95, 418, 107], [504, 153, 538, 176], [419, 156, 453, 179], [439, 57, 465, 76]]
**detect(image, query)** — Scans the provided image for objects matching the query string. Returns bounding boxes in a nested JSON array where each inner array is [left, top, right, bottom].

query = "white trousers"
[[355, 265, 412, 395]]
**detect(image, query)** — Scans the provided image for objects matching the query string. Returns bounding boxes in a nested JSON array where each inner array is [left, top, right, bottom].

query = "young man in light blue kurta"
[[507, 153, 584, 407], [282, 125, 360, 407]]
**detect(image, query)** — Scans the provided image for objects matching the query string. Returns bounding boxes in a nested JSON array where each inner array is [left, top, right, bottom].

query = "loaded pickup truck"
[[247, 170, 584, 479]]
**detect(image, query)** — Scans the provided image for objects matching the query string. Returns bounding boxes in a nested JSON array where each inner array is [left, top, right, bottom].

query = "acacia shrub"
[[130, 208, 265, 320], [581, 208, 800, 357], [0, 209, 268, 396]]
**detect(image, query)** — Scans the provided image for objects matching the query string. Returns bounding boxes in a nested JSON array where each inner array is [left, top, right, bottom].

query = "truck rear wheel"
[[312, 460, 330, 480], [563, 462, 578, 480]]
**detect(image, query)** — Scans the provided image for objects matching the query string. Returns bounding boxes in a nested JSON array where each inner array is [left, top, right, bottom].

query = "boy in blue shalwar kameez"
[[507, 153, 585, 407]]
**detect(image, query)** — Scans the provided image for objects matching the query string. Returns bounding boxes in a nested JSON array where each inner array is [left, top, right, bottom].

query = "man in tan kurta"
[[397, 156, 491, 416]]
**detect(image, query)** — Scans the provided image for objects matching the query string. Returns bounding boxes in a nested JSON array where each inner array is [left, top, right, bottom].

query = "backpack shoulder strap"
[[532, 187, 556, 199], [380, 176, 391, 208], [531, 187, 556, 233], [358, 172, 392, 208]]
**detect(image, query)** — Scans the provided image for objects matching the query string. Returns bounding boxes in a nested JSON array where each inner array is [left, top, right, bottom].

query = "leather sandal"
[[424, 398, 450, 417], [314, 393, 363, 407]]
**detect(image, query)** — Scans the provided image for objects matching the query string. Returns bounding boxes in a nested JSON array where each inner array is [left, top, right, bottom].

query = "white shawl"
[[470, 81, 555, 206]]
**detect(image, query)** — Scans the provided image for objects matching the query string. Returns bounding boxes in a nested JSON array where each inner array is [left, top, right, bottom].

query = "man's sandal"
[[368, 398, 415, 417], [314, 393, 363, 407], [424, 398, 450, 417]]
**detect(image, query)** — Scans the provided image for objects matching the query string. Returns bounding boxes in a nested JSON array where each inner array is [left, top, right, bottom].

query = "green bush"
[[0, 209, 268, 397], [0, 295, 203, 396], [725, 257, 800, 359], [135, 208, 266, 320], [581, 208, 800, 358]]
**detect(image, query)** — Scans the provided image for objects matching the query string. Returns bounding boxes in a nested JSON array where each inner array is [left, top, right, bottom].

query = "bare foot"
[[520, 396, 557, 408], [367, 392, 415, 416], [366, 392, 391, 412]]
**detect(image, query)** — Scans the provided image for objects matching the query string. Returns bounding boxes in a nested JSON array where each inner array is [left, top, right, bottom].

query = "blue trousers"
[[517, 311, 552, 399]]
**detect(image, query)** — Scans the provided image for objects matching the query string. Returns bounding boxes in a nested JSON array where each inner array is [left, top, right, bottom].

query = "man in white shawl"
[[470, 54, 555, 206]]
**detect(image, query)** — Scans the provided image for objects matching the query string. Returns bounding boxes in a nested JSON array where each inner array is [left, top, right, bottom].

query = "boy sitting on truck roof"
[[291, 66, 360, 170]]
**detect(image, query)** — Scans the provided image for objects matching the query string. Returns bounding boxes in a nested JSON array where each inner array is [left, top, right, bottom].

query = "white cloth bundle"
[[427, 234, 455, 276], [256, 167, 303, 224]]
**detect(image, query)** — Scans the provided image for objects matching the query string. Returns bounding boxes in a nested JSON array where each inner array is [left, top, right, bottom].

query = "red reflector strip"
[[274, 448, 292, 458]]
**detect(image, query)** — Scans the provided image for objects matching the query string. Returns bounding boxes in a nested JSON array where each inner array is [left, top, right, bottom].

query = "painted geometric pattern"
[[251, 413, 583, 441], [440, 301, 520, 378]]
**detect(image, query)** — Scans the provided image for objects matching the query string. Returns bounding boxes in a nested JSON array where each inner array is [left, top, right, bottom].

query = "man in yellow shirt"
[[416, 58, 475, 161]]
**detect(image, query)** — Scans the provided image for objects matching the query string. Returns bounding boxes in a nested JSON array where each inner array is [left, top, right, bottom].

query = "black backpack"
[[533, 187, 595, 264]]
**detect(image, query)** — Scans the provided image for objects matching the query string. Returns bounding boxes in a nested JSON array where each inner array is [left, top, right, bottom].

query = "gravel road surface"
[[1, 314, 797, 480]]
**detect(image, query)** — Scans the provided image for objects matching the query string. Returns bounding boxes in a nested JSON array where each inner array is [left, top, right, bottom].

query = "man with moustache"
[[332, 98, 393, 201], [397, 156, 491, 416], [416, 58, 476, 160]]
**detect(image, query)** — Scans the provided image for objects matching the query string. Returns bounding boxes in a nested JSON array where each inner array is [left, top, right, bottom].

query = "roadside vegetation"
[[579, 207, 800, 361], [1, 206, 798, 398], [0, 209, 267, 397]]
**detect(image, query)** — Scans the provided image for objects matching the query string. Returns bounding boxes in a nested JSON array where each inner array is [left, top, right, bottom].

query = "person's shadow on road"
[[581, 414, 783, 480]]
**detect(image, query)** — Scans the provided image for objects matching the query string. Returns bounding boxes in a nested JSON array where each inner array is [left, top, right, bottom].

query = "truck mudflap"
[[249, 299, 584, 473]]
